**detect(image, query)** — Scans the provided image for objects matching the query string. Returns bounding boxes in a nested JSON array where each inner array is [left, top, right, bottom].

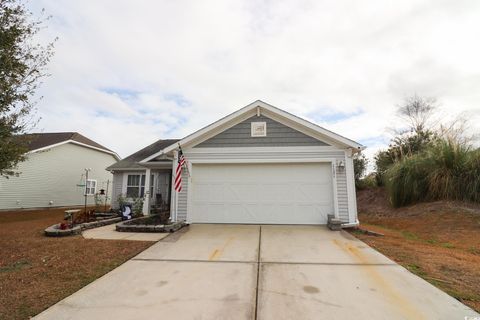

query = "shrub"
[[132, 198, 144, 216], [94, 193, 103, 212], [356, 173, 377, 190], [385, 139, 480, 207], [117, 194, 127, 208], [375, 129, 437, 186], [353, 153, 368, 188]]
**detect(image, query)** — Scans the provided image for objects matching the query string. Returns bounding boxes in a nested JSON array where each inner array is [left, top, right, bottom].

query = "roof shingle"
[[22, 132, 115, 153], [106, 139, 178, 170]]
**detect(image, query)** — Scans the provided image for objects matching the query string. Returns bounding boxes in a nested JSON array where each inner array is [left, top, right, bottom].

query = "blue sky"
[[29, 0, 480, 164]]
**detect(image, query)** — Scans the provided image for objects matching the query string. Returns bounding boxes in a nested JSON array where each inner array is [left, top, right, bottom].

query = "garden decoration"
[[83, 168, 91, 214], [63, 209, 81, 228], [46, 209, 121, 237], [121, 204, 133, 220]]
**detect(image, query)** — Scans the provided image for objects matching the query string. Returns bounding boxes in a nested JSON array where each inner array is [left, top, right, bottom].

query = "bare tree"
[[396, 94, 437, 134]]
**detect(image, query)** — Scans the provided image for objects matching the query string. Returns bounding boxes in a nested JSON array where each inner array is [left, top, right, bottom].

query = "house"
[[107, 100, 364, 226], [0, 132, 120, 210]]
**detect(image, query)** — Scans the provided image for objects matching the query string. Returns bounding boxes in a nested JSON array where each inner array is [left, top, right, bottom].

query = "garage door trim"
[[185, 158, 339, 224]]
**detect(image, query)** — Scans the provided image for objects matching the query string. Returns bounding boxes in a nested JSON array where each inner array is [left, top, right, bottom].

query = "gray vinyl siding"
[[195, 115, 329, 148], [176, 169, 188, 221], [0, 143, 117, 210], [111, 170, 172, 210], [111, 172, 124, 209], [177, 149, 351, 223]]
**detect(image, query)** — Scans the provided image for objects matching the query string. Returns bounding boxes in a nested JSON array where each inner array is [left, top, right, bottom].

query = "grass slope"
[[353, 188, 480, 312], [0, 208, 153, 320]]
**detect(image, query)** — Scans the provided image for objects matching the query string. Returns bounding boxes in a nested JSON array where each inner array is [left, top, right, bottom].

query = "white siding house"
[[109, 100, 364, 227], [0, 133, 119, 210]]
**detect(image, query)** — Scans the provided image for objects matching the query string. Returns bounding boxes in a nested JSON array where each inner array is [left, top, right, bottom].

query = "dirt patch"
[[0, 208, 153, 320], [352, 188, 480, 313]]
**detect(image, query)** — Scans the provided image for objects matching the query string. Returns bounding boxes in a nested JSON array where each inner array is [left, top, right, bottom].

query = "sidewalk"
[[82, 224, 169, 241]]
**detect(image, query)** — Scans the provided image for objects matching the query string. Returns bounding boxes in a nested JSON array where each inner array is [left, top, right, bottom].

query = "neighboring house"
[[0, 132, 120, 210], [107, 100, 364, 226]]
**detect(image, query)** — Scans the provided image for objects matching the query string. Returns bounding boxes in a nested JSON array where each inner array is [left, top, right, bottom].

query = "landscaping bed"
[[116, 215, 185, 233], [45, 216, 121, 237], [351, 187, 480, 313], [0, 208, 153, 320]]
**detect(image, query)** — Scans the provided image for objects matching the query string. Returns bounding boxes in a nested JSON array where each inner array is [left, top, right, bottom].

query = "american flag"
[[174, 148, 186, 192]]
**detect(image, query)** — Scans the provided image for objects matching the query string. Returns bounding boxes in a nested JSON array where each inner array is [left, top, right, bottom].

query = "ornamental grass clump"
[[385, 139, 480, 207]]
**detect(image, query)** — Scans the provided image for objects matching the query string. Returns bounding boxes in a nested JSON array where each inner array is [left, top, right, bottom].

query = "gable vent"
[[251, 122, 267, 137]]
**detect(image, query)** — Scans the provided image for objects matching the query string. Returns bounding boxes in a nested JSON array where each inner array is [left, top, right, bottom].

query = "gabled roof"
[[22, 132, 120, 160], [140, 100, 364, 163], [106, 139, 179, 170]]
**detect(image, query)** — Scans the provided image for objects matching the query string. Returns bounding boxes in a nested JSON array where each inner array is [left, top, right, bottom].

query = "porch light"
[[337, 160, 345, 169], [99, 189, 106, 195]]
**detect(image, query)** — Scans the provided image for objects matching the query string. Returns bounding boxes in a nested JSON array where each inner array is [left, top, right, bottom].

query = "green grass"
[[401, 230, 419, 240], [444, 289, 480, 303], [406, 264, 426, 276], [441, 242, 455, 249], [0, 260, 30, 273]]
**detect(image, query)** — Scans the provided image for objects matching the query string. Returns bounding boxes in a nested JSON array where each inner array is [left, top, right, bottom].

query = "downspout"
[[342, 145, 365, 229], [341, 220, 360, 228]]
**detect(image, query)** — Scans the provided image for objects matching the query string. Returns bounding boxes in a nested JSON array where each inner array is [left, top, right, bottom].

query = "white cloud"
[[28, 0, 480, 158]]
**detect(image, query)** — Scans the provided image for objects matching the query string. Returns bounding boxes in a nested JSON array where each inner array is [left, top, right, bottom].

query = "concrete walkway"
[[36, 225, 478, 320], [82, 224, 169, 241]]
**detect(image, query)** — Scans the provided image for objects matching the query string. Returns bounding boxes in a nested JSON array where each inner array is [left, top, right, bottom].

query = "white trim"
[[185, 146, 340, 154], [187, 160, 339, 224], [29, 140, 121, 160], [251, 121, 267, 137], [121, 172, 128, 194], [138, 162, 173, 168], [332, 163, 339, 219], [344, 149, 357, 224], [186, 162, 193, 224], [109, 168, 147, 172], [85, 179, 97, 196], [140, 100, 363, 162], [188, 158, 336, 164], [142, 168, 151, 215], [123, 171, 148, 199]]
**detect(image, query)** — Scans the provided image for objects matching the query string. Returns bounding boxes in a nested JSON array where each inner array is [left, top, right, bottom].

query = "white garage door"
[[190, 163, 334, 224]]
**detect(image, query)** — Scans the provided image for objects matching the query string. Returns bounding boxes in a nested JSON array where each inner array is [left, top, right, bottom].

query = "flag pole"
[[178, 143, 191, 178], [171, 150, 178, 222]]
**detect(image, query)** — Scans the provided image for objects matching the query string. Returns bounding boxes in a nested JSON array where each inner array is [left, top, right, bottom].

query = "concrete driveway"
[[35, 225, 478, 320]]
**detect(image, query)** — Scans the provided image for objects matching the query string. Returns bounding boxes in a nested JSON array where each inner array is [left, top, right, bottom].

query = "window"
[[85, 179, 97, 195], [251, 122, 267, 137], [126, 174, 154, 198]]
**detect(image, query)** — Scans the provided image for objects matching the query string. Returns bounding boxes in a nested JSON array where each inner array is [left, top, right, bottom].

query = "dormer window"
[[251, 122, 267, 137]]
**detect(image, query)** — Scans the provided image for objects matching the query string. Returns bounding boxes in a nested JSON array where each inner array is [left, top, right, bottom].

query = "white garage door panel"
[[191, 163, 334, 224]]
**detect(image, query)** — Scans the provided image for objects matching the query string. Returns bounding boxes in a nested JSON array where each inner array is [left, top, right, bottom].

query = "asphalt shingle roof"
[[106, 139, 179, 170], [22, 132, 115, 153]]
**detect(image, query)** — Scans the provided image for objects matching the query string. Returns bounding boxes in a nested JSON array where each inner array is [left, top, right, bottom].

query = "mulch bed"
[[352, 188, 480, 313], [0, 208, 153, 320]]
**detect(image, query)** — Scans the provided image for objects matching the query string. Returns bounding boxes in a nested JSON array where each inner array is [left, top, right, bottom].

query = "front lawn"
[[0, 208, 153, 320], [352, 188, 480, 313]]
